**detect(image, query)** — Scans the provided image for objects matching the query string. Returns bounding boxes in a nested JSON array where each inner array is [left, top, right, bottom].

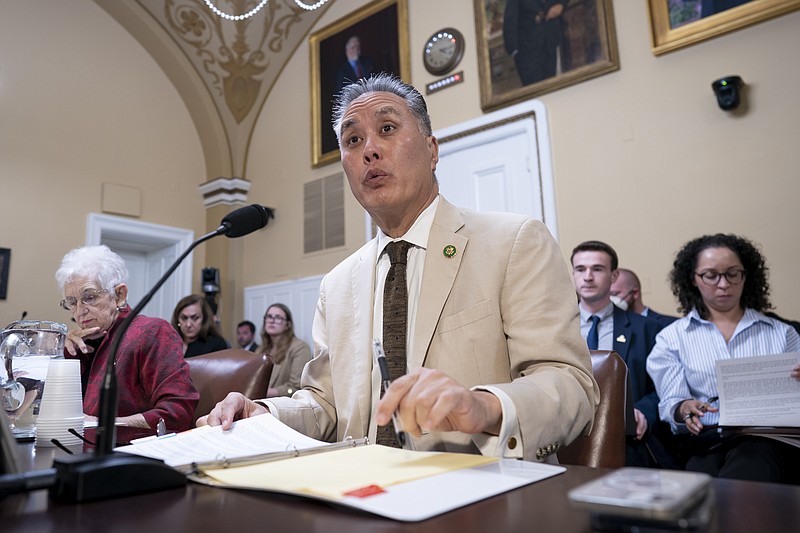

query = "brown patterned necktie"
[[375, 240, 411, 447]]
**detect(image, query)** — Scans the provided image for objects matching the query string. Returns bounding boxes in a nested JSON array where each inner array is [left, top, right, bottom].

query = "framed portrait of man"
[[474, 0, 619, 112], [309, 0, 410, 168]]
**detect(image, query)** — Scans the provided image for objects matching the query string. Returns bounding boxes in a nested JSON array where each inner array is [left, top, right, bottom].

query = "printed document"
[[115, 413, 330, 469], [716, 352, 800, 427]]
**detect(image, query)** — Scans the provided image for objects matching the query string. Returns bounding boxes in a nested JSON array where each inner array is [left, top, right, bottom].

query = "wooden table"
[[3, 441, 799, 533]]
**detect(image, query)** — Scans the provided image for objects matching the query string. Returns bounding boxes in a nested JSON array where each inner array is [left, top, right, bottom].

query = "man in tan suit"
[[200, 74, 597, 462]]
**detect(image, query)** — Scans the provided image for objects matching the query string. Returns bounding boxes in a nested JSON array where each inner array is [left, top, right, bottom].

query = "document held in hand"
[[716, 352, 800, 427], [115, 413, 566, 521]]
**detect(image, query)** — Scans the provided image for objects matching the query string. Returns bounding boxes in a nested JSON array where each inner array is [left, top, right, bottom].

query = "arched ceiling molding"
[[94, 0, 331, 179]]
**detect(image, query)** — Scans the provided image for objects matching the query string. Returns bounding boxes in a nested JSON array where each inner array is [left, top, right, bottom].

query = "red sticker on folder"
[[343, 484, 386, 498]]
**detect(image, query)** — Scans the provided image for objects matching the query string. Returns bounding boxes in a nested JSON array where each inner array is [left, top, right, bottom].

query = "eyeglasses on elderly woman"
[[59, 288, 109, 311]]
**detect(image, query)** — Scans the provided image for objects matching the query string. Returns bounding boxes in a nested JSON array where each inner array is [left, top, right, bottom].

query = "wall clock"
[[422, 28, 465, 76]]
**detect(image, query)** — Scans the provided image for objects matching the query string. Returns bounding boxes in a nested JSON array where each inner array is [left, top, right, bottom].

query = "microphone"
[[217, 204, 274, 238], [50, 204, 273, 502]]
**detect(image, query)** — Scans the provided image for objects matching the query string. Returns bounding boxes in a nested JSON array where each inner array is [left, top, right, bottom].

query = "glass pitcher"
[[1, 320, 68, 439]]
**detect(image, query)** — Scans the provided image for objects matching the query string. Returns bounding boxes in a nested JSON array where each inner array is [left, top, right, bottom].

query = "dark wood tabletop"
[[3, 441, 799, 533]]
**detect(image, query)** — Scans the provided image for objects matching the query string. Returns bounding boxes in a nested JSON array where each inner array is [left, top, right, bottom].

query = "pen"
[[372, 339, 415, 450], [698, 396, 719, 414]]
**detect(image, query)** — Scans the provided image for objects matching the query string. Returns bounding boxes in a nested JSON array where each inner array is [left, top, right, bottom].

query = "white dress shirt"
[[579, 302, 615, 350]]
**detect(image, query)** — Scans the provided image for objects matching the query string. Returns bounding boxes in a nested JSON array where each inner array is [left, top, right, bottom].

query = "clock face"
[[423, 28, 464, 76]]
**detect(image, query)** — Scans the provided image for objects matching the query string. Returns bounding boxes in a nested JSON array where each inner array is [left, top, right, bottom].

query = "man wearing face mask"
[[571, 241, 675, 468], [611, 268, 677, 328]]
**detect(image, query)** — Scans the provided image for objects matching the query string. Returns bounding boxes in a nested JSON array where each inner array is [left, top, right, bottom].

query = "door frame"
[[85, 213, 194, 320]]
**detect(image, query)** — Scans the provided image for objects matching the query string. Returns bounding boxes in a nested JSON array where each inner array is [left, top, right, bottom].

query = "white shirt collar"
[[376, 195, 439, 258]]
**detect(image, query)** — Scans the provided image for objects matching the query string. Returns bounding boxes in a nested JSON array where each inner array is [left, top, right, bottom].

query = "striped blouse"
[[646, 307, 800, 432]]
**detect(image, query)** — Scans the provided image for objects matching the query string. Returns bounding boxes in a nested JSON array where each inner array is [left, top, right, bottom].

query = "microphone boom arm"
[[95, 228, 222, 455]]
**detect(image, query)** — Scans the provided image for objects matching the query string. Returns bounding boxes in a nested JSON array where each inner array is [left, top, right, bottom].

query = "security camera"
[[201, 267, 220, 294], [711, 76, 744, 111]]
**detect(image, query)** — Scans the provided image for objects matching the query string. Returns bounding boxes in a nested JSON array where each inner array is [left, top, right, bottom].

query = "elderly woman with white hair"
[[56, 245, 198, 432]]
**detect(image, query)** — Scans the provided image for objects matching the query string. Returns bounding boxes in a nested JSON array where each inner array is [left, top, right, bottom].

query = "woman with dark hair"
[[647, 234, 800, 483], [257, 303, 311, 397], [171, 294, 228, 358]]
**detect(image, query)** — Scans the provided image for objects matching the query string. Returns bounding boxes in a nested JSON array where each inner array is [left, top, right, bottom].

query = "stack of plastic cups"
[[35, 359, 84, 447]]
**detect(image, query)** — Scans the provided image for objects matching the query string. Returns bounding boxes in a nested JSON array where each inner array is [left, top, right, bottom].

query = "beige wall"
[[246, 0, 800, 320], [0, 1, 207, 327], [1, 1, 798, 333]]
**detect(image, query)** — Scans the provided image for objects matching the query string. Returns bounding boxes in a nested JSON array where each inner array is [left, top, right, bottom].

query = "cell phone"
[[567, 468, 713, 523]]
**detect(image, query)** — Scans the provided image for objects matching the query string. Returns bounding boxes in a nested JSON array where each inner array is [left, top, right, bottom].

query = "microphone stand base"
[[50, 452, 186, 502]]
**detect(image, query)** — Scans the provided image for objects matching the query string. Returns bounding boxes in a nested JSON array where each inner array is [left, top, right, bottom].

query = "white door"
[[87, 214, 194, 321], [433, 99, 557, 240]]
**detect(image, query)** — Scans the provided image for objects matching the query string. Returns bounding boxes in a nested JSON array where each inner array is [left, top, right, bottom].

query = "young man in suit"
[[235, 320, 258, 352], [571, 241, 674, 467], [200, 74, 598, 463]]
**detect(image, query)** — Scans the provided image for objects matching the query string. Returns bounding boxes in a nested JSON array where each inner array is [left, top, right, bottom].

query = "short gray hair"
[[55, 245, 129, 294], [332, 73, 432, 145]]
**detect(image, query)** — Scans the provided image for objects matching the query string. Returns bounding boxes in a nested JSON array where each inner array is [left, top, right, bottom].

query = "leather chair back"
[[186, 348, 273, 424], [557, 350, 628, 468]]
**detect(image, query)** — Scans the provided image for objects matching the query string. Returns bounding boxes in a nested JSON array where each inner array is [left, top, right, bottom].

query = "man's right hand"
[[195, 392, 268, 430]]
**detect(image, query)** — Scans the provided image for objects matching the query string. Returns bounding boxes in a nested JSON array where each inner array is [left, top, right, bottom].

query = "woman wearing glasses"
[[56, 245, 198, 431], [257, 303, 311, 397], [647, 234, 800, 483]]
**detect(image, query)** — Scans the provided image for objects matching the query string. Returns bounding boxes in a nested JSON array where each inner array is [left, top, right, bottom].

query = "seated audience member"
[[571, 240, 675, 468], [57, 245, 198, 431], [171, 294, 229, 358], [198, 74, 598, 463], [647, 233, 800, 483], [611, 267, 678, 328], [236, 320, 259, 352], [257, 304, 312, 397]]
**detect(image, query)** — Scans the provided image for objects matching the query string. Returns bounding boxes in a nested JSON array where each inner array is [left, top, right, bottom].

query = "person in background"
[[611, 267, 677, 328], [236, 320, 259, 352], [647, 233, 800, 483], [200, 74, 597, 463], [57, 245, 198, 431], [571, 240, 674, 468], [257, 303, 311, 397], [171, 294, 228, 358]]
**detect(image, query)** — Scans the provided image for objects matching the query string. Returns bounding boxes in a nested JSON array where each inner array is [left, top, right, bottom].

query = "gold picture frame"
[[648, 0, 800, 56], [474, 0, 619, 112], [309, 0, 410, 168]]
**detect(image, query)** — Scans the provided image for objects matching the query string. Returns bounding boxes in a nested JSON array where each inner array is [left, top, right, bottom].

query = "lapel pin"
[[616, 334, 627, 343], [443, 245, 457, 258]]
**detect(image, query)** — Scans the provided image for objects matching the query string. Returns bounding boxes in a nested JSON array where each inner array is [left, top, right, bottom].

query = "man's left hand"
[[374, 368, 503, 437]]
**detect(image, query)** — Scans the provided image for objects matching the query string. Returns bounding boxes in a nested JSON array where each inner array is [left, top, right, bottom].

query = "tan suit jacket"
[[266, 337, 312, 397], [266, 197, 598, 462]]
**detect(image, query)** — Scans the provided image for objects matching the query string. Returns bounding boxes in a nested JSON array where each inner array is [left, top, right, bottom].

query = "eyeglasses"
[[60, 289, 109, 311], [695, 269, 746, 286], [264, 314, 287, 323]]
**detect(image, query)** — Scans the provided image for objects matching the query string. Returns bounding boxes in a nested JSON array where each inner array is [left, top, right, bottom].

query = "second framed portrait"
[[474, 0, 619, 112], [309, 0, 410, 168]]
